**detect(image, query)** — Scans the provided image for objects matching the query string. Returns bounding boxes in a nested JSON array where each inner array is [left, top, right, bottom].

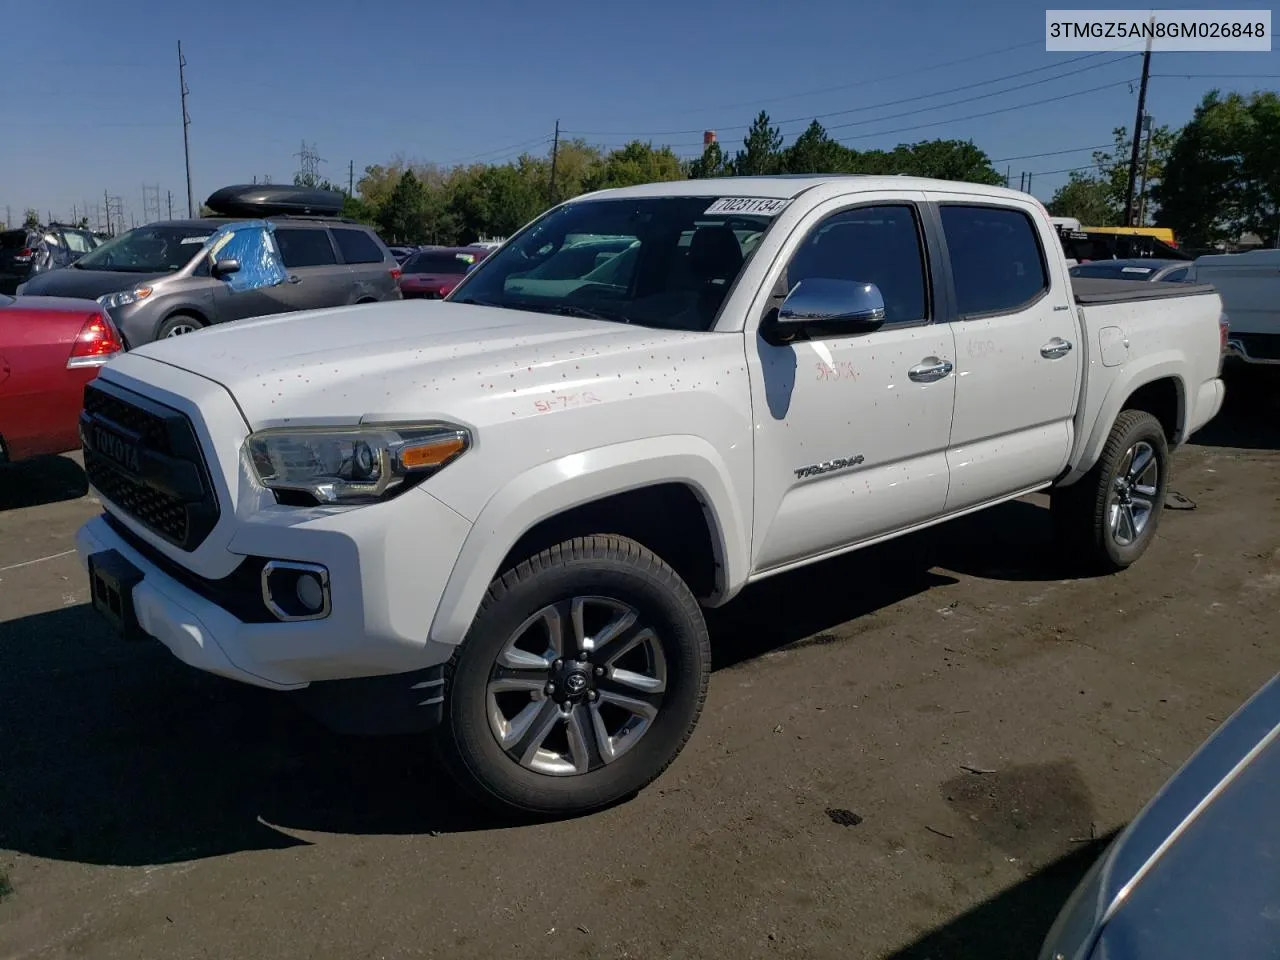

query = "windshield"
[[74, 224, 215, 273], [403, 251, 474, 275], [448, 196, 777, 331]]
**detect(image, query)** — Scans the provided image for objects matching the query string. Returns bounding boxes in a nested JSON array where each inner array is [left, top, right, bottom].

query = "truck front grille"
[[81, 380, 220, 551]]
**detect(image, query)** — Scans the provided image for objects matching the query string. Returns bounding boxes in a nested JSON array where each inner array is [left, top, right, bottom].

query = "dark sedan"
[[1068, 259, 1193, 283], [1040, 670, 1280, 959]]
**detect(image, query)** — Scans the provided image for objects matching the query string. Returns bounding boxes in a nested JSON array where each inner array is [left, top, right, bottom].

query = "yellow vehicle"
[[1082, 225, 1179, 247]]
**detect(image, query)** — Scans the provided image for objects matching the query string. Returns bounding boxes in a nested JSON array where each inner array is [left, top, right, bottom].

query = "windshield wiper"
[[544, 304, 631, 324]]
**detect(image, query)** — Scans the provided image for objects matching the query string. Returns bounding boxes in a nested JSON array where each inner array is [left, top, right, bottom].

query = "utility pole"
[[548, 119, 561, 204], [1019, 171, 1026, 192], [1123, 26, 1154, 227], [1005, 165, 1011, 189], [1137, 113, 1154, 227], [348, 159, 354, 197], [179, 40, 194, 218], [103, 190, 109, 234], [1026, 172, 1033, 195], [167, 190, 173, 219]]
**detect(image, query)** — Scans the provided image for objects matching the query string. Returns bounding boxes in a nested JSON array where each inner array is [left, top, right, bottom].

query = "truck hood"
[[127, 299, 698, 429]]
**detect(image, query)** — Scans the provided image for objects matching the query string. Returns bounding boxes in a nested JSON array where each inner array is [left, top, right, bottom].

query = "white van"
[[1190, 248, 1280, 366]]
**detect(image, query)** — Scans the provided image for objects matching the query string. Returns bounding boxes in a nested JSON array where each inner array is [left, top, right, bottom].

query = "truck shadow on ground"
[[0, 454, 88, 512], [0, 495, 1084, 870]]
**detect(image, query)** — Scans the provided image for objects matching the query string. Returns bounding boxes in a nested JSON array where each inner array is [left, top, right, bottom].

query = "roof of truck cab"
[[574, 175, 1035, 203]]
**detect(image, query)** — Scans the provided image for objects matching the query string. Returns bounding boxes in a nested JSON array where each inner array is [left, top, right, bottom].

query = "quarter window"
[[940, 205, 1049, 316], [785, 205, 929, 325], [274, 228, 336, 268], [331, 228, 385, 265]]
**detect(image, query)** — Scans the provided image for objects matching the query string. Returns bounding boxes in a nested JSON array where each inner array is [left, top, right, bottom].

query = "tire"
[[1051, 409, 1170, 574], [156, 314, 204, 339], [436, 535, 711, 818]]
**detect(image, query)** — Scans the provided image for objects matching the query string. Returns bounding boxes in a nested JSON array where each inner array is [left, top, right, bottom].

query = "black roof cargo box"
[[205, 184, 345, 218]]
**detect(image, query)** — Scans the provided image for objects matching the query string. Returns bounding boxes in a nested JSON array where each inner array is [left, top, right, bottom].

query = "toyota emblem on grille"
[[92, 425, 141, 474]]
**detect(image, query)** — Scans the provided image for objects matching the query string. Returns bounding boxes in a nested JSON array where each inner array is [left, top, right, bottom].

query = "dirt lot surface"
[[1, 384, 1277, 960]]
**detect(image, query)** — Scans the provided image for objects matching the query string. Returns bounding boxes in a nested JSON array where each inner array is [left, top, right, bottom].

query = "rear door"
[[927, 195, 1081, 511], [271, 225, 345, 310], [331, 226, 397, 300]]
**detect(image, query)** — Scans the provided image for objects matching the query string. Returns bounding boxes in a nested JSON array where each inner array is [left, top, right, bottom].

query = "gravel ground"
[[1, 380, 1276, 960]]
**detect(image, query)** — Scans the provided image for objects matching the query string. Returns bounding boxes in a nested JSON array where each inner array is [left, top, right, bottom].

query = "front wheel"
[[1051, 409, 1170, 573], [437, 535, 710, 818]]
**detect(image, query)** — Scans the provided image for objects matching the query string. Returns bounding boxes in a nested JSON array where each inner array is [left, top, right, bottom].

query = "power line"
[[563, 50, 1135, 139], [1151, 72, 1280, 79], [434, 134, 554, 166], [992, 144, 1114, 163], [829, 78, 1138, 145], [644, 39, 1047, 118]]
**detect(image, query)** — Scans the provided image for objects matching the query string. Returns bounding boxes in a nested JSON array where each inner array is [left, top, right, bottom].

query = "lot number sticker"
[[704, 197, 790, 216]]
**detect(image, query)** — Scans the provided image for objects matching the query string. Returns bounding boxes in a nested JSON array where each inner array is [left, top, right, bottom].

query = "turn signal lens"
[[398, 435, 467, 470]]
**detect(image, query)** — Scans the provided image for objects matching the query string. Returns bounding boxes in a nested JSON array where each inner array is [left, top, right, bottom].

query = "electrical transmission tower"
[[142, 184, 163, 224], [103, 192, 125, 236], [294, 141, 325, 185]]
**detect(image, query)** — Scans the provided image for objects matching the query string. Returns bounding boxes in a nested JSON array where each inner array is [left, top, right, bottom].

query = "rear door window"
[[940, 205, 1049, 316], [331, 228, 386, 265], [274, 227, 337, 268]]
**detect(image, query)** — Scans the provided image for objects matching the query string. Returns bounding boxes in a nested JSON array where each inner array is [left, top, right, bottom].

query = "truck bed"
[[1072, 277, 1216, 305]]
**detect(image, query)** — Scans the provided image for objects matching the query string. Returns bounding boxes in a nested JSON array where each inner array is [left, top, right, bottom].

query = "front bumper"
[[75, 487, 472, 692]]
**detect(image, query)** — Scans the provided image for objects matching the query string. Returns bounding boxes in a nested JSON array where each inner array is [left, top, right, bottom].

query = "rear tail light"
[[14, 247, 33, 262], [67, 313, 124, 369], [1219, 313, 1230, 354], [390, 267, 402, 281]]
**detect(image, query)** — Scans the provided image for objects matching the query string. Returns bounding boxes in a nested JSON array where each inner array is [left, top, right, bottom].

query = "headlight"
[[97, 287, 153, 310], [245, 422, 470, 504]]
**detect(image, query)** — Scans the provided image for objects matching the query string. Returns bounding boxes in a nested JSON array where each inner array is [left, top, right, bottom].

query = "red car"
[[0, 294, 123, 463], [397, 247, 489, 299]]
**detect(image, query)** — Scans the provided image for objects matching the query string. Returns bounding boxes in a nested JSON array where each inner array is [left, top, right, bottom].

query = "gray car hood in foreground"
[[1041, 671, 1280, 960]]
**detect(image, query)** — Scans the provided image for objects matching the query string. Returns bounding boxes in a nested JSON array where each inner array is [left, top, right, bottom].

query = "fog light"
[[295, 573, 325, 612], [261, 561, 331, 622]]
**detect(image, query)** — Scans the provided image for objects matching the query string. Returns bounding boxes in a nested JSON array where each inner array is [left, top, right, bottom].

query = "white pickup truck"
[[76, 176, 1227, 817]]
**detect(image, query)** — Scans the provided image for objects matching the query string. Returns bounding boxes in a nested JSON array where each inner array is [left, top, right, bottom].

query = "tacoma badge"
[[794, 455, 865, 479]]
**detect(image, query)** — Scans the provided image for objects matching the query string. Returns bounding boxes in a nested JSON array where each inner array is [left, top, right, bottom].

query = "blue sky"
[[3, 0, 1277, 227]]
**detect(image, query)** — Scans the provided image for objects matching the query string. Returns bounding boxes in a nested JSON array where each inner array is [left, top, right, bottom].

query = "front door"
[[205, 222, 289, 323], [928, 198, 1082, 511], [748, 196, 957, 572]]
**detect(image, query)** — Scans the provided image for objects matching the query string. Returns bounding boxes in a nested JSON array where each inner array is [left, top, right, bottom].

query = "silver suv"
[[16, 209, 401, 347]]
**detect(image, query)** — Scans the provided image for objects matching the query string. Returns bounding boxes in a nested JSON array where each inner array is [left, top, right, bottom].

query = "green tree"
[[1156, 90, 1280, 247], [584, 141, 685, 191], [688, 140, 730, 179], [733, 111, 783, 176], [1048, 172, 1114, 224], [780, 121, 852, 174], [898, 139, 1004, 184], [378, 170, 429, 243], [22, 209, 39, 228], [1093, 124, 1178, 225]]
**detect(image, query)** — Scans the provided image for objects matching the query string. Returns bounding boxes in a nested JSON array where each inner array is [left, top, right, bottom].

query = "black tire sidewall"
[[1098, 414, 1170, 568], [444, 545, 708, 815]]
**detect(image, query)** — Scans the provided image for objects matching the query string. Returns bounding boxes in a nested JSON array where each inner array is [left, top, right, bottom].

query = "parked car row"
[[0, 222, 104, 295], [398, 246, 491, 299]]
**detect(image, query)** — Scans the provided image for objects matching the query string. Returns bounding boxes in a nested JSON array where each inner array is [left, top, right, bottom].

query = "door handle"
[[1041, 337, 1073, 359], [287, 274, 302, 284], [907, 357, 954, 383]]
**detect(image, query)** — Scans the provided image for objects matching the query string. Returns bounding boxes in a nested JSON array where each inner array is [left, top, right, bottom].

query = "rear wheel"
[[156, 314, 204, 339], [437, 535, 710, 818], [1052, 409, 1170, 573]]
